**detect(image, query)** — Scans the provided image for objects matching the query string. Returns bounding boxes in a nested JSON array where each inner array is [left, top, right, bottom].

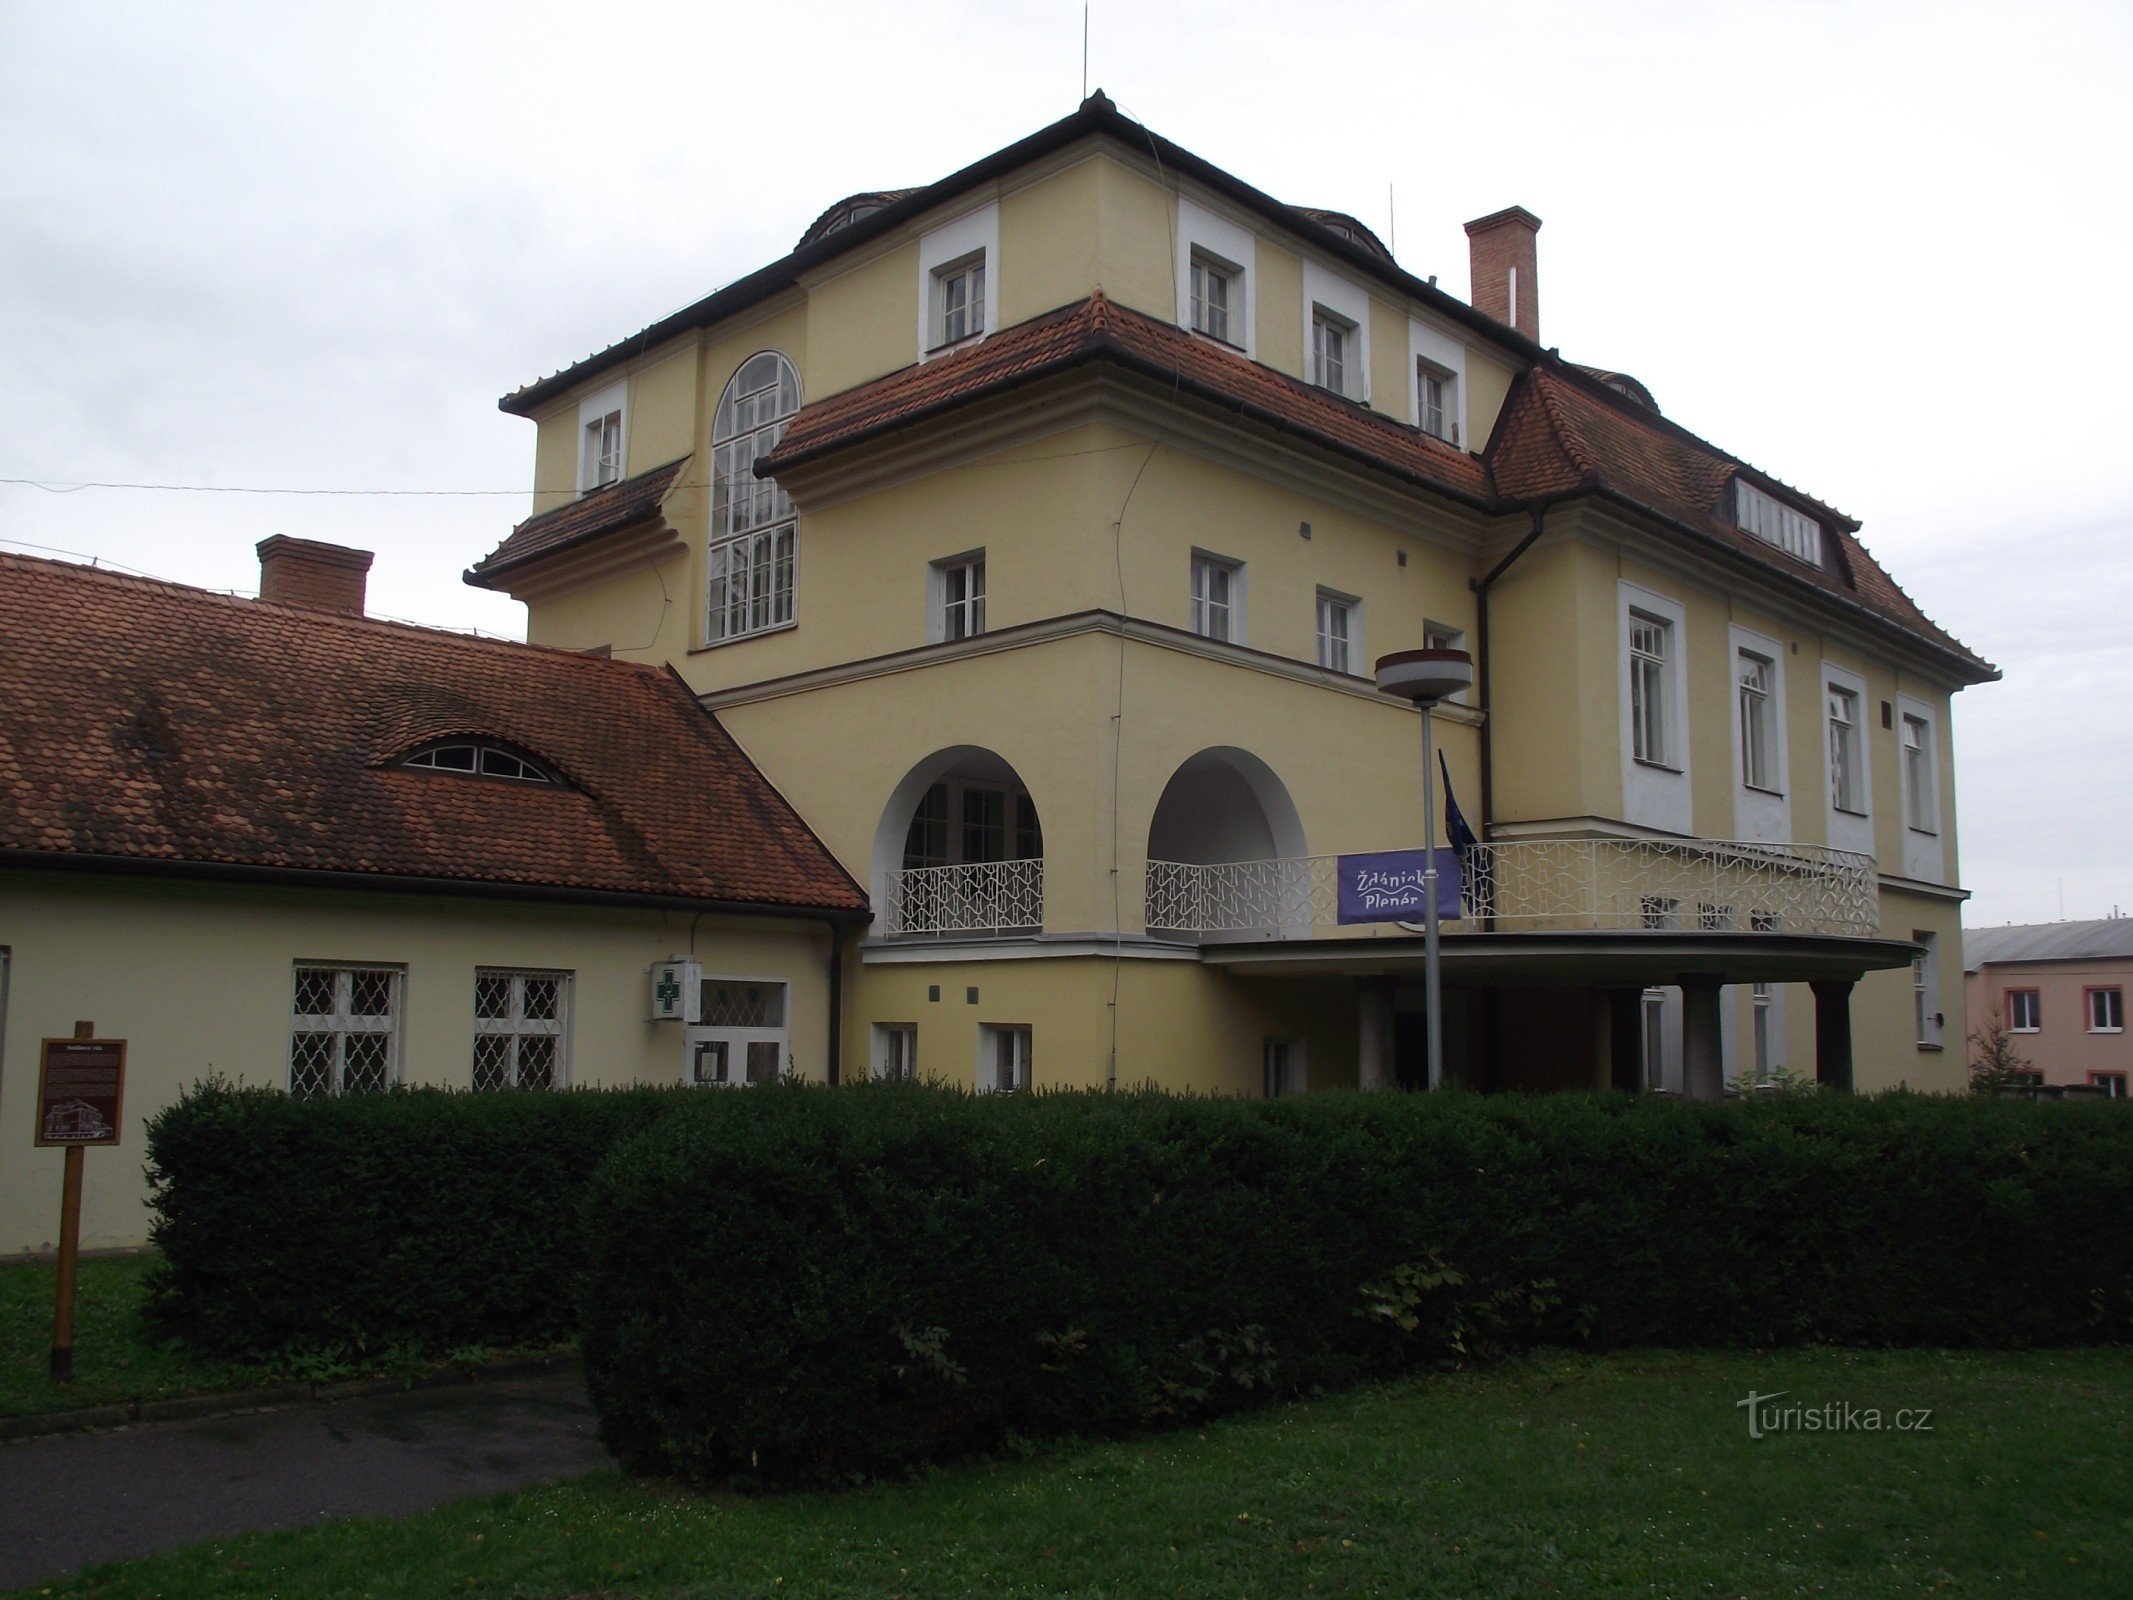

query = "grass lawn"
[[18, 1345, 2131, 1599], [0, 1255, 273, 1420]]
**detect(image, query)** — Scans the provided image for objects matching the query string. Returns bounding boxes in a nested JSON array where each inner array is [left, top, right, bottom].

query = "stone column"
[[1811, 978, 1857, 1093], [1679, 974, 1726, 1101], [1358, 976, 1396, 1090]]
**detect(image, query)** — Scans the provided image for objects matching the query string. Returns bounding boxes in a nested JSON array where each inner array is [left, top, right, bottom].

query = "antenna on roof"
[[1083, 5, 1089, 101], [1388, 183, 1396, 258]]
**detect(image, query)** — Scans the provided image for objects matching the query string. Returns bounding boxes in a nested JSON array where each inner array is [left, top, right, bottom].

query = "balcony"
[[885, 859, 1045, 938], [1145, 837, 1880, 942]]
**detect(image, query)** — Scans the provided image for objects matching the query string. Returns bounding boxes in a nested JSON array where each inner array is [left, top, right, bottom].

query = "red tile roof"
[[769, 292, 1494, 505], [467, 456, 689, 588], [766, 295, 1990, 680], [0, 553, 867, 914]]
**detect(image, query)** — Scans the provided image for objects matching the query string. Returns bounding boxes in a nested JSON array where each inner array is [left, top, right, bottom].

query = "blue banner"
[[1336, 849, 1463, 924]]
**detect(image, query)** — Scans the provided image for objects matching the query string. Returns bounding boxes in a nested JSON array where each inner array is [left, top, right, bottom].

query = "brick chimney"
[[1464, 206, 1543, 343], [256, 536, 373, 614]]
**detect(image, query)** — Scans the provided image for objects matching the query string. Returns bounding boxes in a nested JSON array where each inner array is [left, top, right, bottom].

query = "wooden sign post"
[[36, 1022, 127, 1383]]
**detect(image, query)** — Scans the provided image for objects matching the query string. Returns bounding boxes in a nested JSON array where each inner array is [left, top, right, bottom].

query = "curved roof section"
[[796, 188, 919, 250], [1293, 208, 1393, 261], [0, 552, 866, 914]]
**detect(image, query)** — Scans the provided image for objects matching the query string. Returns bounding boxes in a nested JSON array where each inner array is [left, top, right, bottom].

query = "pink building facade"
[[1963, 918, 2131, 1097]]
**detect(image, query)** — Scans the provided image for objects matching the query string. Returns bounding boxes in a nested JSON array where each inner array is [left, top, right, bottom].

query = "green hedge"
[[581, 1085, 2133, 1487], [144, 1079, 689, 1362]]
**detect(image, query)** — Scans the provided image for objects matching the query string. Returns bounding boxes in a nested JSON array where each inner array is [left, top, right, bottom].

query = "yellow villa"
[[468, 93, 1996, 1101]]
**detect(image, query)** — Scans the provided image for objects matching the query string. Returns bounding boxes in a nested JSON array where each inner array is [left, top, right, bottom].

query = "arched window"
[[708, 351, 801, 643], [398, 741, 557, 784]]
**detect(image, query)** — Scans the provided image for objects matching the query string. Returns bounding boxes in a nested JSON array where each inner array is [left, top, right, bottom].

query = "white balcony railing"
[[885, 858, 1045, 937], [1146, 838, 1880, 941]]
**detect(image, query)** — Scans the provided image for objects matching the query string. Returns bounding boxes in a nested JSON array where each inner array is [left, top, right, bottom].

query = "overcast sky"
[[3, 1, 2126, 929]]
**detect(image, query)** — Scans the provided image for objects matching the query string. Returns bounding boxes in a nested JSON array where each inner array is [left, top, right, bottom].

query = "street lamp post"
[[1374, 647, 1476, 1091]]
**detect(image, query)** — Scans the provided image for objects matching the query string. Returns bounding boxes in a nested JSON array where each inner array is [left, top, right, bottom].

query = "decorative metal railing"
[[1145, 838, 1880, 941], [885, 858, 1045, 937]]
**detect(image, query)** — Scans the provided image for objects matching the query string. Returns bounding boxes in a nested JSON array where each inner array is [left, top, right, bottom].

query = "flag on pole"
[[1439, 750, 1484, 916]]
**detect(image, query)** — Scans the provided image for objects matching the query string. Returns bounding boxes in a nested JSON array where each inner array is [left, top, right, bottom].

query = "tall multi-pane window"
[[708, 351, 801, 643], [1311, 308, 1351, 395], [289, 965, 401, 1098], [1828, 686, 1863, 811], [1734, 478, 1822, 565], [873, 1023, 918, 1081], [1418, 365, 1451, 441], [472, 970, 571, 1091], [1914, 930, 1943, 1047], [581, 409, 622, 490], [1190, 253, 1236, 343], [1738, 650, 1777, 790], [1629, 612, 1670, 765], [937, 554, 985, 642], [1902, 713, 1935, 830], [1641, 989, 1668, 1091], [1752, 982, 1774, 1081], [1316, 590, 1355, 673], [935, 256, 986, 346], [1191, 553, 1241, 642], [979, 1023, 1032, 1093], [902, 779, 1042, 870]]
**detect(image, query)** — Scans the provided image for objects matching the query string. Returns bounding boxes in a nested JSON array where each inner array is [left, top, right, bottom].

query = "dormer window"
[[1312, 306, 1355, 397], [575, 381, 627, 494], [401, 742, 556, 784], [1734, 478, 1821, 566], [935, 254, 987, 348], [1190, 250, 1239, 344]]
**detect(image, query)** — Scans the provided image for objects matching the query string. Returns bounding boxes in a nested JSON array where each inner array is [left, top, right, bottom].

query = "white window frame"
[[872, 1022, 919, 1081], [1737, 648, 1779, 793], [1734, 478, 1822, 566], [1751, 982, 1775, 1082], [1629, 610, 1674, 768], [1176, 197, 1256, 357], [707, 350, 801, 646], [1189, 250, 1240, 346], [2004, 987, 2040, 1034], [1191, 551, 1244, 643], [1619, 584, 1692, 836], [929, 550, 986, 644], [289, 964, 403, 1098], [472, 969, 573, 1091], [2090, 1072, 2127, 1098], [917, 204, 999, 361], [687, 975, 791, 1088], [2087, 987, 2123, 1034], [576, 381, 627, 493], [1900, 706, 1938, 835], [1302, 260, 1371, 402], [1827, 681, 1864, 814], [1311, 305, 1357, 398], [1315, 588, 1359, 674], [1914, 931, 1943, 1049], [1409, 318, 1467, 447], [977, 1022, 1032, 1093], [934, 252, 987, 348]]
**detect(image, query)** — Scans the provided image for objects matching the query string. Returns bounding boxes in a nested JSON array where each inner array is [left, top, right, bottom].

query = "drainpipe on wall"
[[825, 921, 845, 1086]]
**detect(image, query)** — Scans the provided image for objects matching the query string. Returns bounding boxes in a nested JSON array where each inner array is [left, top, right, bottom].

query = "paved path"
[[0, 1368, 608, 1590]]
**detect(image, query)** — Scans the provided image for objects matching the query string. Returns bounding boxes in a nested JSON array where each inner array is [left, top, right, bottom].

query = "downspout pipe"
[[825, 919, 845, 1086]]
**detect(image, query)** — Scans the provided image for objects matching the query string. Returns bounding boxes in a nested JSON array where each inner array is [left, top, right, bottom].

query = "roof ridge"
[[0, 549, 664, 678]]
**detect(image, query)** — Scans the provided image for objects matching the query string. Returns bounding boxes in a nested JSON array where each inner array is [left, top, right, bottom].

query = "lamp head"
[[1374, 647, 1474, 706]]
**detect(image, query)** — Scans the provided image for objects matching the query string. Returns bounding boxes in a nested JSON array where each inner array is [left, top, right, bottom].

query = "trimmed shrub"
[[581, 1084, 2133, 1488], [145, 1078, 689, 1361]]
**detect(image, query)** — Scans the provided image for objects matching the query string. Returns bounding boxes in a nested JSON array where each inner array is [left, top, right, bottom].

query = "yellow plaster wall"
[[1000, 160, 1104, 325], [805, 240, 922, 399], [1485, 538, 1619, 826], [1253, 238, 1305, 379], [0, 872, 833, 1253], [1855, 888, 1966, 1092], [628, 345, 701, 476]]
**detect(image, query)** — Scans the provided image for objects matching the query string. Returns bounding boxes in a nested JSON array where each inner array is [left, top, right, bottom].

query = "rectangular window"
[[1828, 685, 1863, 812], [1316, 589, 1356, 674], [1735, 479, 1822, 566], [979, 1023, 1031, 1093], [581, 410, 621, 490], [290, 965, 402, 1098], [1914, 930, 1942, 1048], [1641, 989, 1668, 1091], [961, 785, 1008, 864], [1752, 982, 1773, 1081], [1417, 363, 1454, 441], [706, 525, 796, 643], [936, 553, 986, 642], [1902, 713, 1936, 832], [1629, 611, 1671, 766], [1191, 552, 1241, 642], [690, 979, 789, 1088], [2091, 1073, 2127, 1098], [935, 256, 986, 347], [873, 1023, 918, 1082], [2006, 988, 2041, 1033], [1311, 307, 1354, 396], [1189, 252, 1237, 344], [472, 970, 571, 1090], [1738, 650, 1777, 791], [2089, 987, 2124, 1033]]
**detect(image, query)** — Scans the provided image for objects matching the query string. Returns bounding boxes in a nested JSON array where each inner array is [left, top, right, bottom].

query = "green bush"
[[581, 1085, 2133, 1488], [144, 1078, 689, 1362]]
